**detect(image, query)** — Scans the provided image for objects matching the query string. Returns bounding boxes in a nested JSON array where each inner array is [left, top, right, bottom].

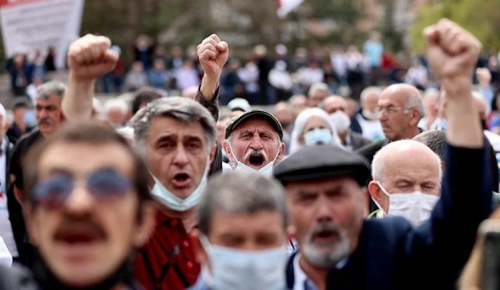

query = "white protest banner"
[[0, 0, 84, 69], [277, 0, 304, 18]]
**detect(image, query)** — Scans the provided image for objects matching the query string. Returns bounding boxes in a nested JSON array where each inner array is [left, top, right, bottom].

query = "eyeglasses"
[[377, 106, 412, 116], [32, 168, 132, 209]]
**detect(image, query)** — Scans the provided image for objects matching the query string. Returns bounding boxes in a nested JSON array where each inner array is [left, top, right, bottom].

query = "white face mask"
[[375, 182, 439, 227], [362, 109, 379, 120], [201, 236, 288, 290], [229, 143, 280, 177], [329, 111, 351, 133], [150, 156, 210, 212]]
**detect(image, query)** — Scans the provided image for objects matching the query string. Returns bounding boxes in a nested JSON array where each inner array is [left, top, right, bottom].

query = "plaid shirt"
[[134, 209, 200, 290]]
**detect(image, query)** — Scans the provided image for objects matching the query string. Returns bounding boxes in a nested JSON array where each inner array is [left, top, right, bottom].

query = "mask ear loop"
[[372, 182, 390, 215]]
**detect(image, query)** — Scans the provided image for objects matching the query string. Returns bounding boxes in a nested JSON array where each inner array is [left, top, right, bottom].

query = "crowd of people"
[[0, 19, 497, 290]]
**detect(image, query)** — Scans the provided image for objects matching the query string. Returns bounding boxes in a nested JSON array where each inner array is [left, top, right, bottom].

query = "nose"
[[63, 185, 94, 216], [172, 146, 189, 167], [249, 135, 263, 151], [378, 109, 388, 121], [316, 196, 334, 223], [38, 109, 48, 119]]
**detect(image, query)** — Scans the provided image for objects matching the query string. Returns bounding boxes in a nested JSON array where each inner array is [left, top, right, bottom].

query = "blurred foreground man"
[[0, 121, 155, 289], [190, 171, 289, 290], [273, 20, 492, 290]]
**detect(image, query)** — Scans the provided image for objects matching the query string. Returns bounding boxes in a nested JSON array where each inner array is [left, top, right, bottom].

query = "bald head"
[[322, 95, 347, 115], [371, 140, 442, 189], [378, 84, 423, 141]]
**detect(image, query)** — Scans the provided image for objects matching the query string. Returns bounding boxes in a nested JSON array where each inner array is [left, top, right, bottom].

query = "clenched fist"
[[197, 34, 229, 79], [424, 19, 481, 86], [67, 34, 119, 80]]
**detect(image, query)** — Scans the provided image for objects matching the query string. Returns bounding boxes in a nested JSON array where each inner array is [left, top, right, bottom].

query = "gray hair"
[[308, 83, 331, 98], [37, 80, 66, 100], [405, 90, 424, 118], [360, 86, 382, 103], [413, 130, 446, 162], [372, 140, 442, 184], [132, 97, 216, 151], [198, 171, 289, 235]]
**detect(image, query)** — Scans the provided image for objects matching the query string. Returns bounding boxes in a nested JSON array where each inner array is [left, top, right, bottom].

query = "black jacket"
[[349, 131, 373, 152]]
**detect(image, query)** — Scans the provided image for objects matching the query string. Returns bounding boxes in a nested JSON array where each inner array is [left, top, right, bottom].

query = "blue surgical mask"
[[304, 128, 333, 146], [150, 156, 210, 212], [201, 236, 288, 290]]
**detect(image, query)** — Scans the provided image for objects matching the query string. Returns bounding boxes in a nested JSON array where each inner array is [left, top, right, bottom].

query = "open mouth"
[[248, 153, 265, 167], [313, 229, 338, 244], [56, 229, 101, 246], [172, 173, 191, 188]]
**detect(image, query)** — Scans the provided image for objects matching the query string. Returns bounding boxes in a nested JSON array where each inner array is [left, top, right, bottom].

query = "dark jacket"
[[349, 131, 373, 152], [324, 142, 492, 290], [195, 89, 222, 176]]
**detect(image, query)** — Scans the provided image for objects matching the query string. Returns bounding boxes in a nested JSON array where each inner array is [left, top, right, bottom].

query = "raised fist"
[[424, 19, 481, 85], [67, 34, 119, 80], [197, 34, 229, 79]]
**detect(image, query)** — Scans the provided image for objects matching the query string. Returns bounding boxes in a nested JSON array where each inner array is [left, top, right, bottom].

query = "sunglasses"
[[32, 168, 132, 209]]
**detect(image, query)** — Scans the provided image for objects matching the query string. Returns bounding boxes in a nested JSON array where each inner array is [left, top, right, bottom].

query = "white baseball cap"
[[227, 98, 251, 112]]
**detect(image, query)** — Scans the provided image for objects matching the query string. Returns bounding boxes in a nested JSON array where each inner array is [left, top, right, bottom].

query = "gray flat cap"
[[273, 145, 371, 186]]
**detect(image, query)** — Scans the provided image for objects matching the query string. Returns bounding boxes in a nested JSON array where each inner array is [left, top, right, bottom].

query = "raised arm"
[[195, 34, 229, 122], [62, 34, 118, 121], [401, 19, 492, 285]]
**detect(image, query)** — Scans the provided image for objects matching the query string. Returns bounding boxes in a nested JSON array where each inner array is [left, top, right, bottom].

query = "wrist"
[[68, 72, 96, 88], [200, 74, 220, 100], [441, 78, 473, 98]]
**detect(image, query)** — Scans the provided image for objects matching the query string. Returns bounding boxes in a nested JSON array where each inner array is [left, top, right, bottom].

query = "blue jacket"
[[286, 142, 493, 290]]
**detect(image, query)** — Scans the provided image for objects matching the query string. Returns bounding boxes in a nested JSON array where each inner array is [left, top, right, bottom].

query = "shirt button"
[[187, 261, 193, 268], [183, 240, 189, 247]]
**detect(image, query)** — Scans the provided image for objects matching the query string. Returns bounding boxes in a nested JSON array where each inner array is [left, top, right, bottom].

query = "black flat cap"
[[225, 110, 283, 140], [273, 145, 371, 186]]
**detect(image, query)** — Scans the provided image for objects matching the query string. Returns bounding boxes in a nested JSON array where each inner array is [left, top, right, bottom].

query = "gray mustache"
[[37, 118, 54, 125]]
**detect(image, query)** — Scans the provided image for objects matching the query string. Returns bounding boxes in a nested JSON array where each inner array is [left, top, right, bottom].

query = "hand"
[[197, 34, 229, 80], [476, 67, 492, 87], [67, 34, 119, 81], [424, 19, 481, 88]]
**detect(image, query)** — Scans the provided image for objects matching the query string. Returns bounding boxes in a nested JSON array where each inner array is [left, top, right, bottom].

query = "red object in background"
[[0, 0, 45, 8], [382, 52, 397, 71]]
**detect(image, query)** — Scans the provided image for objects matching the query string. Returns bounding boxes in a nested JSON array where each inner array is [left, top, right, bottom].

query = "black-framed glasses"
[[32, 168, 132, 209]]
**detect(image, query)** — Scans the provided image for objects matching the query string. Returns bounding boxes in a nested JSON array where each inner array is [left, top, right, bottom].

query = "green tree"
[[410, 0, 500, 53]]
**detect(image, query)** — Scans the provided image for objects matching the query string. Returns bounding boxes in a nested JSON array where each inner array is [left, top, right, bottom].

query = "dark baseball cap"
[[225, 109, 283, 140]]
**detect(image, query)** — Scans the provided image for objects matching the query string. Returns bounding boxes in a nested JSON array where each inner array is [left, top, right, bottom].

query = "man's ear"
[[190, 229, 209, 265], [409, 109, 420, 126], [133, 201, 156, 248], [222, 140, 234, 164], [277, 142, 286, 162], [368, 181, 382, 205]]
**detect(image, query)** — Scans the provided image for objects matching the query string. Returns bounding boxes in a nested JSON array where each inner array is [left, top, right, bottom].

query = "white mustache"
[[244, 148, 268, 162]]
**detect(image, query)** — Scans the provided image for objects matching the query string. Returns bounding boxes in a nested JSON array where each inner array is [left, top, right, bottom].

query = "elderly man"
[[418, 88, 440, 130], [190, 171, 289, 290], [367, 140, 442, 225], [356, 84, 423, 164], [0, 121, 155, 289], [307, 83, 330, 108], [355, 87, 385, 141], [9, 80, 66, 266], [223, 110, 285, 176], [63, 33, 229, 289], [103, 98, 129, 128], [273, 20, 492, 290], [322, 95, 372, 151]]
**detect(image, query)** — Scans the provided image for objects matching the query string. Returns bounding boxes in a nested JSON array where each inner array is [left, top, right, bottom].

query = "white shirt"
[[293, 254, 317, 290], [0, 137, 18, 257], [356, 114, 385, 142], [0, 236, 12, 267]]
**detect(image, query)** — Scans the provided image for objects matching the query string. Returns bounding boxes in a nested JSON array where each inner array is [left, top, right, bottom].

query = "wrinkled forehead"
[[383, 153, 440, 183]]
